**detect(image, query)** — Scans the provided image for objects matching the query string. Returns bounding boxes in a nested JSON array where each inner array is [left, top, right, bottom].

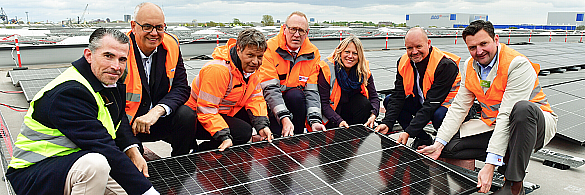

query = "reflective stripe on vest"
[[465, 43, 553, 126], [9, 66, 118, 169], [124, 31, 180, 123], [398, 46, 461, 108], [193, 60, 233, 114]]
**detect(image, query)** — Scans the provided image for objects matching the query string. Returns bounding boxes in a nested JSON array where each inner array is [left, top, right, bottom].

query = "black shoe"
[[497, 164, 507, 175], [493, 181, 525, 195], [411, 134, 433, 150]]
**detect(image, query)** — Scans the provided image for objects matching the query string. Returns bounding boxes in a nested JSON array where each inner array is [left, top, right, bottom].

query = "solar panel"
[[147, 125, 477, 194], [538, 70, 585, 88], [544, 80, 585, 145], [0, 111, 16, 195], [0, 110, 14, 172], [7, 68, 63, 86], [19, 78, 53, 102]]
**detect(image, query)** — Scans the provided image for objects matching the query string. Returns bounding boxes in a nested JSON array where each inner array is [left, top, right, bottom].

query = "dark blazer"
[[6, 57, 152, 195], [129, 34, 190, 118]]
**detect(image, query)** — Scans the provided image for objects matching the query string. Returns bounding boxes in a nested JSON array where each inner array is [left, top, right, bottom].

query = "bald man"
[[125, 2, 195, 156], [375, 27, 462, 149]]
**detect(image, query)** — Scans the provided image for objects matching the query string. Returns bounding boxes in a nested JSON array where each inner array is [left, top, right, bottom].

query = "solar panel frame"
[[7, 68, 63, 86], [147, 125, 478, 195], [19, 78, 53, 102]]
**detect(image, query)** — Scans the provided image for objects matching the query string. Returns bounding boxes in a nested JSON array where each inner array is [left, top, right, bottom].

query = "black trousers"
[[136, 105, 197, 157], [269, 88, 307, 137], [440, 100, 545, 181], [195, 109, 253, 152], [325, 93, 372, 129]]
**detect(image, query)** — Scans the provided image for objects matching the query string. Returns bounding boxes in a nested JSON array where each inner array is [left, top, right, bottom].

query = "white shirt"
[[136, 46, 171, 116]]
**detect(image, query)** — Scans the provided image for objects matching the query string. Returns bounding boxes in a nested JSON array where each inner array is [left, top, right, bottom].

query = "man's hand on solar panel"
[[396, 132, 410, 145], [374, 124, 390, 134], [125, 147, 149, 177], [417, 141, 445, 160], [218, 139, 233, 152], [477, 164, 495, 193], [132, 104, 166, 135], [281, 117, 295, 136], [364, 114, 376, 128], [312, 122, 326, 132], [258, 127, 274, 142], [339, 121, 349, 128]]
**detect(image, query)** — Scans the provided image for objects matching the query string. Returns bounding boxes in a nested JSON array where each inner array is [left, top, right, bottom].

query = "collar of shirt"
[[102, 83, 117, 88], [287, 47, 300, 54], [243, 71, 255, 79], [476, 46, 499, 80], [136, 46, 158, 79], [137, 46, 158, 59]]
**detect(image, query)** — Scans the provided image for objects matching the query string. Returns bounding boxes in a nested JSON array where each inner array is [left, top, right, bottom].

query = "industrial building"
[[124, 15, 131, 23], [406, 13, 487, 28], [547, 12, 585, 26]]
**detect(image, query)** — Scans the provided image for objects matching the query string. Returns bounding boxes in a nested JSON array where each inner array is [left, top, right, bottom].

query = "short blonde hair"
[[331, 36, 369, 86]]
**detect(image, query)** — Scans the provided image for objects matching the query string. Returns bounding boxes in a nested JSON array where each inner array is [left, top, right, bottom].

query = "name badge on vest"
[[299, 76, 309, 82], [480, 80, 491, 88]]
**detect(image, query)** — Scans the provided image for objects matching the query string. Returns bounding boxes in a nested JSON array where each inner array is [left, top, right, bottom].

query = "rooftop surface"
[[0, 40, 584, 194]]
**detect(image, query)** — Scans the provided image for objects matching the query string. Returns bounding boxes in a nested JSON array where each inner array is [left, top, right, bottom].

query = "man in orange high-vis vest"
[[375, 27, 461, 150], [125, 2, 195, 156], [186, 29, 273, 152], [258, 11, 325, 137], [418, 20, 557, 195]]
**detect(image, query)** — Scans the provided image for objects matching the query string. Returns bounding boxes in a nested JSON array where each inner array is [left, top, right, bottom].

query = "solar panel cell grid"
[[19, 78, 53, 102], [543, 81, 585, 144], [147, 125, 477, 194], [8, 68, 62, 86]]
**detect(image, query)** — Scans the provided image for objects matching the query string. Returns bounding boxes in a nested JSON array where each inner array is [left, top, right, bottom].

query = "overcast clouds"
[[3, 0, 585, 25]]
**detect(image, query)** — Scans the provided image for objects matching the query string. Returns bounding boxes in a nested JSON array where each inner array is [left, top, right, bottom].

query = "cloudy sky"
[[3, 0, 585, 25]]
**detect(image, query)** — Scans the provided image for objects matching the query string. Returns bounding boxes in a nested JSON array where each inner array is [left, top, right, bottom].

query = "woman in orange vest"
[[318, 36, 380, 129]]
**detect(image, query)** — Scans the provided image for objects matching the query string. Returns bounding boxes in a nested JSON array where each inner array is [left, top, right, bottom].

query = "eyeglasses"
[[285, 24, 308, 36], [135, 21, 166, 33]]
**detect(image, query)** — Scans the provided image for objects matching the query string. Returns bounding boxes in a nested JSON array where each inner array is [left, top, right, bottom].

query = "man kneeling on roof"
[[418, 20, 558, 195], [186, 28, 273, 152], [7, 28, 158, 195]]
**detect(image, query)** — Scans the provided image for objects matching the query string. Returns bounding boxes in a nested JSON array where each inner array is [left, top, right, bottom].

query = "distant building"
[[378, 21, 394, 26], [453, 24, 575, 30], [406, 13, 488, 28], [124, 15, 131, 22], [348, 23, 364, 27], [547, 12, 584, 26]]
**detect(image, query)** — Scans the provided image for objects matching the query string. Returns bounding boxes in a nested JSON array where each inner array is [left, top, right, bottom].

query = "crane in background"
[[78, 4, 88, 24]]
